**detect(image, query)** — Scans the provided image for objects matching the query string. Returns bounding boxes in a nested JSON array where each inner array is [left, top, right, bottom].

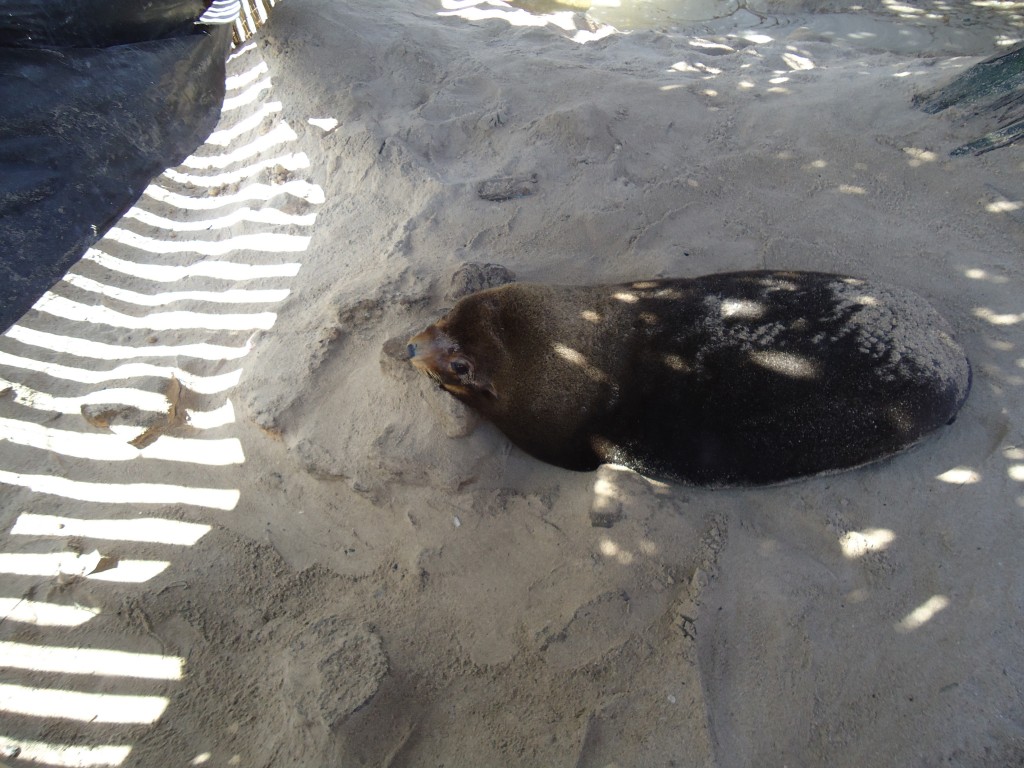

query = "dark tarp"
[[0, 2, 231, 333]]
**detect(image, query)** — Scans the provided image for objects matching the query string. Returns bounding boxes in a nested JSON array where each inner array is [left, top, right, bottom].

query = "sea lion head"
[[407, 291, 507, 409]]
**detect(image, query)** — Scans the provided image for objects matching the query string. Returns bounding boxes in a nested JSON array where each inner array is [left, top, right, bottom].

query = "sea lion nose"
[[407, 342, 417, 359]]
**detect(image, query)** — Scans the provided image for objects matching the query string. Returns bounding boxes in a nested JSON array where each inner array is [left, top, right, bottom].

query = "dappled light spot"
[[688, 37, 735, 55], [192, 754, 212, 766], [552, 342, 608, 383], [0, 417, 245, 466], [738, 80, 756, 89], [807, 159, 828, 169], [12, 513, 211, 546], [598, 536, 634, 565], [124, 200, 316, 231], [895, 595, 950, 633], [581, 309, 601, 323], [1009, 465, 1024, 482], [631, 281, 660, 290], [903, 147, 938, 166], [613, 291, 638, 303], [308, 117, 339, 132], [720, 298, 764, 320], [986, 199, 1023, 213], [0, 683, 168, 724], [436, 1, 616, 44], [181, 121, 297, 170], [6, 325, 249, 362], [0, 551, 169, 583], [33, 293, 278, 332], [0, 641, 183, 680], [838, 184, 867, 195], [963, 268, 1009, 284], [936, 467, 981, 484], [973, 307, 1022, 326], [163, 150, 312, 188], [769, 75, 790, 84], [0, 470, 240, 509], [145, 177, 325, 209], [0, 598, 99, 627], [1005, 447, 1024, 460], [222, 76, 272, 112], [105, 226, 310, 256], [840, 528, 895, 558], [0, 737, 130, 768], [782, 52, 815, 70], [662, 353, 691, 372], [749, 351, 820, 379], [62, 273, 291, 306], [846, 588, 869, 604], [850, 294, 878, 306], [703, 88, 719, 97], [207, 99, 281, 146], [84, 248, 302, 282], [883, 0, 925, 17]]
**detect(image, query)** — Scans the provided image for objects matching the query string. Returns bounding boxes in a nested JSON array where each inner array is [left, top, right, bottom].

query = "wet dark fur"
[[409, 271, 971, 486]]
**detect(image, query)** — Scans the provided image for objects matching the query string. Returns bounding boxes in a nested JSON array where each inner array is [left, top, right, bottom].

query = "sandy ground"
[[1, 1, 1023, 766]]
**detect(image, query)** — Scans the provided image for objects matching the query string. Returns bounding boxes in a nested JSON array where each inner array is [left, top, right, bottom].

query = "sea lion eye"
[[450, 360, 470, 377]]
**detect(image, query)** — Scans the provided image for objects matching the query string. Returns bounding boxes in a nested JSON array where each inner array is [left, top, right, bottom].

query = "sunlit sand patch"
[[222, 76, 272, 112], [162, 150, 311, 187], [12, 513, 212, 546], [963, 268, 1009, 284], [839, 528, 895, 558], [206, 100, 282, 146], [0, 598, 99, 627], [225, 59, 269, 91], [973, 307, 1021, 326], [598, 537, 634, 565], [62, 273, 291, 306], [0, 470, 240, 510], [33, 293, 278, 332], [0, 551, 169, 583], [986, 199, 1023, 213], [935, 467, 981, 484], [83, 249, 301, 283], [903, 147, 937, 166], [895, 595, 950, 633], [0, 736, 131, 767], [0, 416, 245, 465], [0, 641, 184, 680], [0, 683, 168, 724], [144, 178, 325, 209]]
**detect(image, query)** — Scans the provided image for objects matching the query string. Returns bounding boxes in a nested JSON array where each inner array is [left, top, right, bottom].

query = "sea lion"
[[407, 271, 971, 486]]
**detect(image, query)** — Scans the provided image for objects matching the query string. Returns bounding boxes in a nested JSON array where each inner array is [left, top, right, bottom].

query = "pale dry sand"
[[1, 1, 1023, 766]]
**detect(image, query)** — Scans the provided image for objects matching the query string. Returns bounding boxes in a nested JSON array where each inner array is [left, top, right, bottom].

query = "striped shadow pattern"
[[0, 34, 318, 767]]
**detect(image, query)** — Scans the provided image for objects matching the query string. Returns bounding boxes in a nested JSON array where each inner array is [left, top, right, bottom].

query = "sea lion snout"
[[408, 323, 497, 401]]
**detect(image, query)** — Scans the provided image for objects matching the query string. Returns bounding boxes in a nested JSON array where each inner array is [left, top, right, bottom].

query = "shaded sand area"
[[1, 1, 1023, 766]]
